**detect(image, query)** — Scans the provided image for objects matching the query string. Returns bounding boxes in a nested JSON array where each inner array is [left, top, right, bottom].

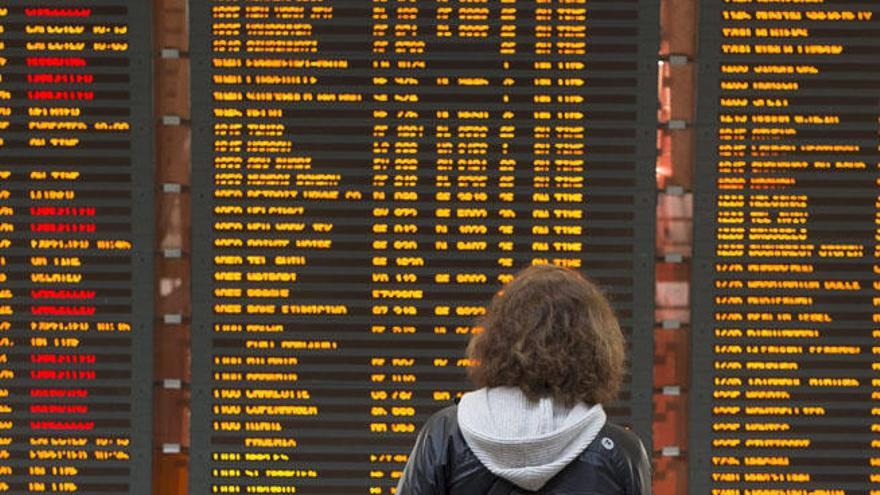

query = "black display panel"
[[691, 1, 880, 493], [0, 2, 154, 493], [190, 1, 657, 493]]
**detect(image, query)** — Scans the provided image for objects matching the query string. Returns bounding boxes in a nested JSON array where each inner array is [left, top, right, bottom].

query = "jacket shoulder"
[[586, 421, 650, 466], [597, 422, 647, 456], [396, 405, 461, 495], [414, 404, 464, 467], [423, 404, 459, 436], [584, 422, 652, 495]]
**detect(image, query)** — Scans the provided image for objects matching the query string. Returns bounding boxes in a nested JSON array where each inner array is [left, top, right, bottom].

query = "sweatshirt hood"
[[457, 387, 606, 492]]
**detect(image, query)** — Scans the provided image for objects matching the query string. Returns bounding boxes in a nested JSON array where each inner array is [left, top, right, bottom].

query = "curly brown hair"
[[466, 264, 625, 407]]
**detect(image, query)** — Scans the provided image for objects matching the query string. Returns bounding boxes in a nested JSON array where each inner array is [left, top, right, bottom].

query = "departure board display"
[[0, 2, 155, 494], [190, 1, 657, 493], [691, 1, 880, 493]]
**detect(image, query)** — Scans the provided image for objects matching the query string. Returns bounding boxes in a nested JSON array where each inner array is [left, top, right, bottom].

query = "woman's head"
[[466, 264, 625, 407]]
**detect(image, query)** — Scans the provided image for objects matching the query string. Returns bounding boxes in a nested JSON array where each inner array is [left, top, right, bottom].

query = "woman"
[[396, 264, 651, 494]]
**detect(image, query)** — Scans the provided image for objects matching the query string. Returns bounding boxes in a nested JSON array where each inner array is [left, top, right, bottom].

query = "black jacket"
[[397, 406, 651, 495]]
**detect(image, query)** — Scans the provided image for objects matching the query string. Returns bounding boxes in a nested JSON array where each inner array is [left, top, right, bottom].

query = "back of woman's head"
[[466, 264, 625, 407]]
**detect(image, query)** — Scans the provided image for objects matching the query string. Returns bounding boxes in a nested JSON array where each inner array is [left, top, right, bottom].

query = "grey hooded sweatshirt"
[[456, 387, 607, 492]]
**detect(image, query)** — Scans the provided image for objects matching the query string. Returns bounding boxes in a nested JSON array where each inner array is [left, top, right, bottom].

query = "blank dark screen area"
[[0, 2, 154, 494], [189, 1, 658, 493], [690, 1, 880, 494]]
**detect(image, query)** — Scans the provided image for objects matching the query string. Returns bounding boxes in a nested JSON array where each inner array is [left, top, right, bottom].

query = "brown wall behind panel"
[[655, 0, 696, 494], [153, 0, 191, 494]]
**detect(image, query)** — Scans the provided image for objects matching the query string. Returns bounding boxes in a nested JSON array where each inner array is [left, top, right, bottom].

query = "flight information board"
[[691, 1, 880, 493], [190, 1, 657, 493], [0, 2, 154, 494]]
